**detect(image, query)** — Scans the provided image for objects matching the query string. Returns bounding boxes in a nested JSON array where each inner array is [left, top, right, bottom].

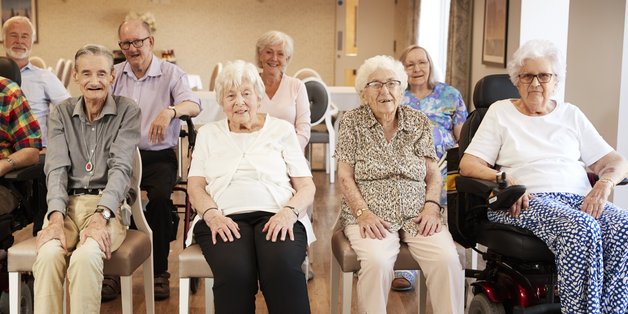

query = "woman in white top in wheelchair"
[[460, 39, 628, 314]]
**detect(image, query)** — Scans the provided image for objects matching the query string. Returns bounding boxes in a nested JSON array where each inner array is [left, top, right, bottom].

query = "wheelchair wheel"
[[190, 277, 200, 294], [468, 294, 505, 314]]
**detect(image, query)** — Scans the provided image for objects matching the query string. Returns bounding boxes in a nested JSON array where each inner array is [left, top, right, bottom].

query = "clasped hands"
[[204, 207, 298, 245]]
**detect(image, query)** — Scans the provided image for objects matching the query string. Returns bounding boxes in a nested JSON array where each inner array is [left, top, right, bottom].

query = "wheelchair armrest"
[[2, 161, 44, 181], [455, 176, 498, 197], [618, 178, 628, 186]]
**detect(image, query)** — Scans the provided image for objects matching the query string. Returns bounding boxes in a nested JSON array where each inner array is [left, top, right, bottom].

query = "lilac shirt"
[[259, 74, 311, 150], [112, 55, 201, 150], [20, 63, 71, 147]]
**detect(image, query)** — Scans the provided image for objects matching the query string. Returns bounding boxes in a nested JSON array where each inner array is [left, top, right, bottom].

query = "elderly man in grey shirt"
[[32, 44, 140, 314]]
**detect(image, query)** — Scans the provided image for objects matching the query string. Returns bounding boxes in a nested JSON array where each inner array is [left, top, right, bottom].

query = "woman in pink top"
[[256, 31, 311, 151]]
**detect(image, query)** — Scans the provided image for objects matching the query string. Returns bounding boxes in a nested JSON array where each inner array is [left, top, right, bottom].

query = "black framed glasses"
[[518, 73, 555, 84], [365, 80, 401, 90], [118, 37, 150, 50]]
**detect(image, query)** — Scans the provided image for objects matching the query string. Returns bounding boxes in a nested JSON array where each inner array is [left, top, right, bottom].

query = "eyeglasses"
[[365, 80, 401, 90], [118, 37, 150, 50], [518, 73, 555, 84]]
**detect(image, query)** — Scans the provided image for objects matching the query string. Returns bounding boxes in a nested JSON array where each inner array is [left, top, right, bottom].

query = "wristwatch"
[[95, 207, 113, 222], [355, 208, 369, 218]]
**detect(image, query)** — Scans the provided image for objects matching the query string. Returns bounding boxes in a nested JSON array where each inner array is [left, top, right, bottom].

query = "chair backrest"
[[303, 77, 330, 126], [0, 57, 22, 86], [208, 62, 222, 91], [28, 56, 47, 69], [54, 58, 66, 80], [61, 59, 74, 88], [447, 74, 520, 247], [130, 148, 151, 235], [458, 74, 519, 158], [293, 67, 322, 81]]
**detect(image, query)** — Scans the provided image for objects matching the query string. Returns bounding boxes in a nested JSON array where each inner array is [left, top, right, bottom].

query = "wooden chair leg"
[[205, 278, 214, 314], [179, 278, 190, 314], [9, 271, 21, 314], [341, 271, 353, 314], [120, 275, 133, 314]]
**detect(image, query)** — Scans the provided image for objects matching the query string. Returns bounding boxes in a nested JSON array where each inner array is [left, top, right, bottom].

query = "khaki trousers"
[[344, 225, 465, 314], [33, 195, 126, 314]]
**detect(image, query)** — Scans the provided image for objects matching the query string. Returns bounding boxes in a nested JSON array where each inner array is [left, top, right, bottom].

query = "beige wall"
[[566, 0, 626, 147], [6, 0, 335, 96]]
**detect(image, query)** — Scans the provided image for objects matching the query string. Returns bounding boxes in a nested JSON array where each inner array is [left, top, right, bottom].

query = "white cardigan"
[[185, 115, 315, 246]]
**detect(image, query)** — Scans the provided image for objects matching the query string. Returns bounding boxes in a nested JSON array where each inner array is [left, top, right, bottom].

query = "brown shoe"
[[101, 275, 121, 302], [154, 272, 170, 300]]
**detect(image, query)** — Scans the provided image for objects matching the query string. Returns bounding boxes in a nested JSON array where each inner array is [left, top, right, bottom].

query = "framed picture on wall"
[[482, 0, 508, 67], [0, 0, 37, 43]]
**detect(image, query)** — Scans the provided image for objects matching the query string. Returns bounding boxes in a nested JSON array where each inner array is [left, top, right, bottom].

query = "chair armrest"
[[3, 162, 44, 181], [618, 178, 628, 186], [455, 176, 497, 197]]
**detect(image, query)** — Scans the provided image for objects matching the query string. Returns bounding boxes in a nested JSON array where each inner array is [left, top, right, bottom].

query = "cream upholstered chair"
[[7, 149, 155, 314], [60, 59, 73, 89], [208, 62, 222, 91], [54, 58, 66, 80], [330, 217, 428, 314], [293, 67, 322, 81], [28, 56, 47, 69], [179, 244, 214, 314]]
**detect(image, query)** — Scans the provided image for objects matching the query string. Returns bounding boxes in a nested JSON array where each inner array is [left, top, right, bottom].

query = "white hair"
[[255, 30, 294, 70], [2, 16, 36, 43], [214, 60, 266, 105], [354, 55, 408, 96], [507, 39, 566, 85]]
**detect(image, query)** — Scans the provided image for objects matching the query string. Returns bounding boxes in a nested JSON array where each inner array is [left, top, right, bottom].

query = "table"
[[192, 91, 225, 125], [186, 74, 203, 91], [328, 86, 360, 133], [328, 86, 360, 112]]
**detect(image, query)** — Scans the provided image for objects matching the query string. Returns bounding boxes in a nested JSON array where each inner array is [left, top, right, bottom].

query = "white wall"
[[519, 0, 569, 101], [613, 2, 628, 208]]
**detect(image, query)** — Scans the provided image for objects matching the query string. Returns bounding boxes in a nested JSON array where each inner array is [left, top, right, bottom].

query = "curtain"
[[446, 0, 474, 109]]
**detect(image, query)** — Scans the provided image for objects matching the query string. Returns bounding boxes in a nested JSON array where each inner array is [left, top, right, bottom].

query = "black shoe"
[[154, 272, 171, 300]]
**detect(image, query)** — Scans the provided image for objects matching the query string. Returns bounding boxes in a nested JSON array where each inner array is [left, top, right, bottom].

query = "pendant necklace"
[[81, 122, 100, 173]]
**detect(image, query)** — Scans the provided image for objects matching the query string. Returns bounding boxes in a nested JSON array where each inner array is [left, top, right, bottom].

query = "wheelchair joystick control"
[[488, 172, 527, 210]]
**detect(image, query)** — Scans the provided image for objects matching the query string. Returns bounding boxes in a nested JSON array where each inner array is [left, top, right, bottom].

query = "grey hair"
[[214, 60, 266, 105], [255, 30, 294, 70], [354, 55, 408, 96], [74, 44, 114, 72], [507, 39, 566, 85], [399, 45, 437, 89], [2, 16, 36, 43]]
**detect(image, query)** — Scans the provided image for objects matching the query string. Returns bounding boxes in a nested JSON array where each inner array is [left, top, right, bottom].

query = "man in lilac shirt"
[[2, 16, 70, 150], [111, 18, 201, 300]]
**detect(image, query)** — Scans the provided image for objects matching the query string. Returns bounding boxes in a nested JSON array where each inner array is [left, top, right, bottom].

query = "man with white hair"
[[2, 16, 70, 151]]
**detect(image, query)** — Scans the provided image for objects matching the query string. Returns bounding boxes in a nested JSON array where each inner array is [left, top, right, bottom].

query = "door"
[[335, 0, 395, 86]]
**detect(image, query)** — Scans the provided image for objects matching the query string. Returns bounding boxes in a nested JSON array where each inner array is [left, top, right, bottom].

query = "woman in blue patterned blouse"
[[392, 45, 468, 291]]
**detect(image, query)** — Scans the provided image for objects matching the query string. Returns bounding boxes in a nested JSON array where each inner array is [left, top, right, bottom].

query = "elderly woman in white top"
[[256, 30, 310, 151], [460, 39, 628, 313], [187, 60, 315, 313]]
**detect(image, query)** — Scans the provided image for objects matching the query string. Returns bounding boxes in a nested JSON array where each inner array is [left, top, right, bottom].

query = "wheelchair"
[[447, 74, 561, 314]]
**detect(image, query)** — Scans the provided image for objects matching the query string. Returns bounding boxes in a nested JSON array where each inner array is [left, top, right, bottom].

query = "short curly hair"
[[507, 39, 566, 86]]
